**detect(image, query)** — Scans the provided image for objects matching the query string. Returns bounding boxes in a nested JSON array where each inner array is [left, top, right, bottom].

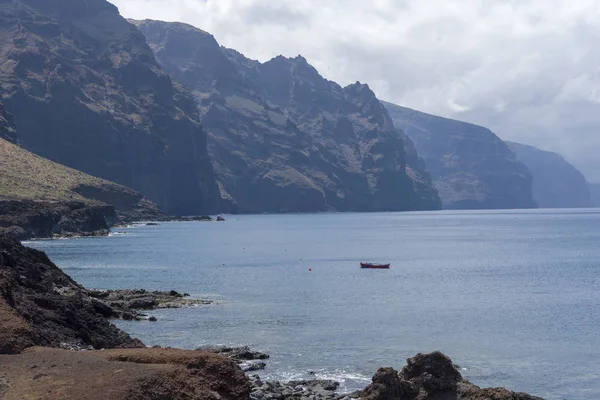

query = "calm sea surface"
[[26, 209, 600, 399]]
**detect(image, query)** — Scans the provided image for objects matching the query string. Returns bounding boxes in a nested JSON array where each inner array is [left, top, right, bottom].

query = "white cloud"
[[110, 0, 600, 181]]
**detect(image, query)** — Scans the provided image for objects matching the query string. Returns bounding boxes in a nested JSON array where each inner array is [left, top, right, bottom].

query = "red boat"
[[360, 262, 390, 269]]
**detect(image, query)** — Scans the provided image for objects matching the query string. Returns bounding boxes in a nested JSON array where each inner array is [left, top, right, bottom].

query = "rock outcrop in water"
[[361, 351, 544, 400], [507, 141, 592, 208], [0, 0, 219, 215], [132, 20, 441, 213], [382, 101, 536, 210]]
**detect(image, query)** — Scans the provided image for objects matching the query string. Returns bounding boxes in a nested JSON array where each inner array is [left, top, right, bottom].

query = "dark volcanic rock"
[[133, 20, 441, 213], [589, 182, 600, 207], [383, 101, 536, 210], [361, 351, 544, 400], [0, 236, 143, 354], [0, 199, 114, 240], [0, 103, 16, 143], [198, 346, 270, 362], [87, 288, 213, 320], [0, 0, 219, 215], [507, 141, 592, 208], [401, 133, 443, 210]]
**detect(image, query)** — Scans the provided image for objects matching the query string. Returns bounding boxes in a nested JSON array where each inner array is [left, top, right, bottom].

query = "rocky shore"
[[0, 199, 116, 241], [88, 289, 214, 320], [199, 346, 544, 400], [0, 236, 545, 399]]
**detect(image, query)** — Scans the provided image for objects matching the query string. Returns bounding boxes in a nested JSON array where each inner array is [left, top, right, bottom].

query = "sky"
[[111, 0, 600, 182]]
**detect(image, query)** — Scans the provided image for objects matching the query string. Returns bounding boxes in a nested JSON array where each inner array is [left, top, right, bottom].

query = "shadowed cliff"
[[132, 20, 441, 213], [0, 0, 219, 215]]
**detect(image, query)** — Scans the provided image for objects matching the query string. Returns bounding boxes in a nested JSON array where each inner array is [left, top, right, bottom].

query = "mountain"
[[0, 0, 219, 215], [132, 20, 441, 213], [382, 101, 536, 210], [1, 102, 163, 239], [507, 142, 591, 208], [589, 183, 600, 207]]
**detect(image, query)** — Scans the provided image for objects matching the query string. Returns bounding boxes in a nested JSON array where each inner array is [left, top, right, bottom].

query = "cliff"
[[0, 103, 16, 143], [383, 101, 536, 210], [1, 110, 164, 238], [0, 0, 219, 215], [507, 142, 592, 208], [589, 183, 600, 207], [133, 20, 441, 213]]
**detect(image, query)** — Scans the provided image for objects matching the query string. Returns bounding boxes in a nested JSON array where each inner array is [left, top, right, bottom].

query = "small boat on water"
[[360, 262, 390, 269]]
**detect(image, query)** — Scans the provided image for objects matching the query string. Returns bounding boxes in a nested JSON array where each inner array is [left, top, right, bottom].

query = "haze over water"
[[28, 210, 600, 400]]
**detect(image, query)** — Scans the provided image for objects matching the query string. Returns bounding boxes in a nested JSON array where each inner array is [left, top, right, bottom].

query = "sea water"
[[27, 209, 600, 399]]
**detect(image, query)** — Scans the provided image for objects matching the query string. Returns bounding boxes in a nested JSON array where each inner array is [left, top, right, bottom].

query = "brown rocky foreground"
[[0, 347, 250, 400], [0, 236, 544, 399]]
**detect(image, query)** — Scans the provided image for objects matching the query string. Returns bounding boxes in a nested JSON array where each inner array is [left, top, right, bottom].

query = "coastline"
[[0, 234, 545, 399]]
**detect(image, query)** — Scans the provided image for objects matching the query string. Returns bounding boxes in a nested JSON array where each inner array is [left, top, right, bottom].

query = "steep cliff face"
[[0, 103, 17, 143], [383, 101, 536, 210], [400, 132, 443, 210], [588, 183, 600, 207], [0, 0, 219, 215], [134, 20, 441, 213], [507, 142, 591, 208], [1, 103, 164, 238]]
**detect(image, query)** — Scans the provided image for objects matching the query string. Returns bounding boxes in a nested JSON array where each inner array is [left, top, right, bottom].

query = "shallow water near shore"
[[27, 209, 600, 399]]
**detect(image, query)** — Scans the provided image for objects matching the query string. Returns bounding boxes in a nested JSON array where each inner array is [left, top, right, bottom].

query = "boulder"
[[361, 351, 544, 400]]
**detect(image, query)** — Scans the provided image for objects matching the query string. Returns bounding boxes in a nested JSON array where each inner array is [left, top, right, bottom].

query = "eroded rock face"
[[361, 351, 544, 400], [0, 200, 115, 240], [0, 236, 143, 354], [507, 141, 592, 208], [0, 0, 219, 215], [133, 20, 441, 213], [383, 102, 536, 210], [0, 103, 16, 143]]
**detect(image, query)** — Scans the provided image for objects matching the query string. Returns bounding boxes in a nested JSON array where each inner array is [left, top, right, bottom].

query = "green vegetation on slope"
[[0, 138, 134, 204]]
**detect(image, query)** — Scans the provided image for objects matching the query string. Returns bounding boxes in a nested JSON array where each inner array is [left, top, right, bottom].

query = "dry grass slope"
[[0, 138, 136, 204]]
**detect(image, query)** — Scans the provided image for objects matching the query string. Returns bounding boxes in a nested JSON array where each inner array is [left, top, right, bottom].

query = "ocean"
[[26, 209, 600, 399]]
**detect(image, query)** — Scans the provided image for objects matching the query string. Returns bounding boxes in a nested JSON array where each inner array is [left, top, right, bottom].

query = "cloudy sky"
[[111, 0, 600, 182]]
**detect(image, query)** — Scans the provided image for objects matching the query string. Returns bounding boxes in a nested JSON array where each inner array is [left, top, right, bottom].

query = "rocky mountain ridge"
[[507, 141, 592, 208], [0, 0, 219, 215], [133, 20, 441, 213], [382, 101, 536, 210]]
